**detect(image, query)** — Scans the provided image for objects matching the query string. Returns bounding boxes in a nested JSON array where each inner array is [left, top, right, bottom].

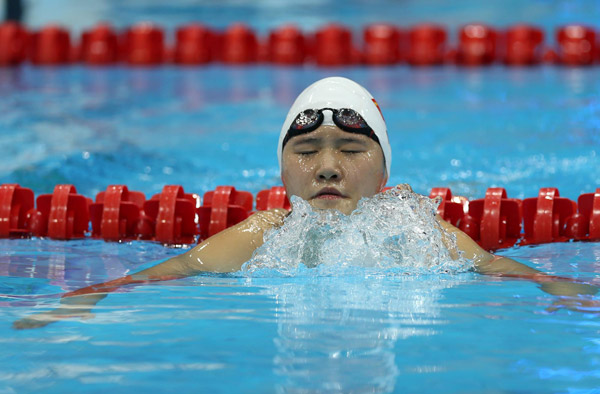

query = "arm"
[[13, 208, 288, 329], [86, 207, 288, 282], [437, 217, 597, 297]]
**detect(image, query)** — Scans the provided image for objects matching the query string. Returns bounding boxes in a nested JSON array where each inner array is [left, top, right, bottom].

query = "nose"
[[316, 150, 342, 181]]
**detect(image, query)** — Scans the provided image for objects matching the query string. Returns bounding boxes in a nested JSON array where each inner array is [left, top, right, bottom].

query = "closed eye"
[[339, 140, 368, 154]]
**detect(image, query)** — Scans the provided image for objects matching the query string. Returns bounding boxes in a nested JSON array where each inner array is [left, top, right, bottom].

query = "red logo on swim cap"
[[372, 98, 385, 121]]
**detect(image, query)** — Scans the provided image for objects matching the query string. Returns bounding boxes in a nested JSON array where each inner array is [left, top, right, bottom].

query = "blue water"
[[2, 239, 600, 392], [2, 66, 599, 199], [2, 1, 600, 392], [2, 63, 599, 394]]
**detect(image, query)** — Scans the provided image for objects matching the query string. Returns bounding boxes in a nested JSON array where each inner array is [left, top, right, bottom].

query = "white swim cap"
[[278, 76, 392, 176]]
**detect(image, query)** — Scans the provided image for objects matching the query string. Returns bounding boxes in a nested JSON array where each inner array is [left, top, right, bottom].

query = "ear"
[[378, 171, 388, 191], [281, 165, 287, 188]]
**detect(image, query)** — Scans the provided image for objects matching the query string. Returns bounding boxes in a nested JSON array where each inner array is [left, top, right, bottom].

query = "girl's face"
[[281, 125, 387, 215]]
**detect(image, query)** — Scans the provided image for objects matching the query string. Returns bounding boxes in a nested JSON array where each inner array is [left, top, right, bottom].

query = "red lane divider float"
[[461, 188, 522, 250], [504, 25, 544, 65], [2, 183, 600, 250], [90, 185, 146, 241], [3, 21, 600, 67], [144, 185, 200, 244], [198, 186, 252, 240], [221, 23, 260, 64], [565, 188, 600, 241], [0, 22, 29, 65], [407, 23, 447, 66], [29, 25, 73, 65], [363, 24, 403, 65], [26, 185, 91, 239], [122, 23, 166, 65], [556, 25, 597, 66], [456, 24, 498, 66], [314, 23, 360, 66], [256, 186, 291, 211], [577, 189, 600, 240], [0, 184, 34, 237], [428, 187, 466, 226], [522, 187, 577, 245], [81, 23, 119, 65], [268, 25, 306, 65], [174, 23, 215, 65]]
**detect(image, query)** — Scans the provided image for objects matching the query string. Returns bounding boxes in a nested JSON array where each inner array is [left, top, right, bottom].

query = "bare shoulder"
[[255, 208, 290, 220], [434, 216, 542, 276], [248, 208, 290, 229], [434, 215, 494, 263]]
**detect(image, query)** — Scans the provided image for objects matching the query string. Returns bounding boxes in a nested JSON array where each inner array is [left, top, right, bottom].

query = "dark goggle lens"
[[334, 108, 370, 130], [283, 107, 379, 151], [291, 109, 321, 131]]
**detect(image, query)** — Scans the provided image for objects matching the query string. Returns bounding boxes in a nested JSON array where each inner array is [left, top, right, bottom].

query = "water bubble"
[[242, 187, 473, 277]]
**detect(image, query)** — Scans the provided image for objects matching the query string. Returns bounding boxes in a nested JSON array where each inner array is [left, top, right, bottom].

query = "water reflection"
[[563, 67, 586, 95], [505, 242, 600, 281], [174, 68, 207, 111], [0, 68, 25, 92], [82, 67, 119, 98], [128, 68, 167, 94], [225, 66, 256, 103], [254, 274, 467, 392], [272, 68, 301, 106], [0, 239, 175, 296]]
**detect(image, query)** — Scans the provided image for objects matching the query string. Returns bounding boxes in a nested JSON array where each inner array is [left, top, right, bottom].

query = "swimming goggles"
[[282, 107, 380, 149]]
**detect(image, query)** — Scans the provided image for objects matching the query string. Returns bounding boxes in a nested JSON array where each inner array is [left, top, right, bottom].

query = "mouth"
[[313, 187, 346, 200]]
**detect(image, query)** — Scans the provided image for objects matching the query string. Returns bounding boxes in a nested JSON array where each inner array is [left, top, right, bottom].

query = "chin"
[[310, 198, 355, 215]]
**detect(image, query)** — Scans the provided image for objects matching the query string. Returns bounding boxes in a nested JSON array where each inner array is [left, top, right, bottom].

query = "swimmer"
[[14, 77, 598, 329]]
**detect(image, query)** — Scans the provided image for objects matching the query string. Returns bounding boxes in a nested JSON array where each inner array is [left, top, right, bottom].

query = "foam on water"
[[243, 187, 473, 276]]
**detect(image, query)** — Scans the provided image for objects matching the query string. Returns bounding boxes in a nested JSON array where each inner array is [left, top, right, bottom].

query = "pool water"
[[2, 66, 598, 199], [2, 2, 600, 391], [1, 64, 599, 393], [2, 240, 600, 392]]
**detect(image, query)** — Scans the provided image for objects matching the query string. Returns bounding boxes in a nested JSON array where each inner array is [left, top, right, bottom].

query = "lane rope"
[[1, 22, 598, 67], [1, 183, 599, 249]]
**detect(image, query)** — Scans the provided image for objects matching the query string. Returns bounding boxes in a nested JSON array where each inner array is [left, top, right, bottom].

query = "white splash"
[[242, 187, 473, 276]]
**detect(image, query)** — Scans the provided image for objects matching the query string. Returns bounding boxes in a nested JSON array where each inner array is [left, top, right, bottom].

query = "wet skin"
[[281, 125, 388, 215]]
